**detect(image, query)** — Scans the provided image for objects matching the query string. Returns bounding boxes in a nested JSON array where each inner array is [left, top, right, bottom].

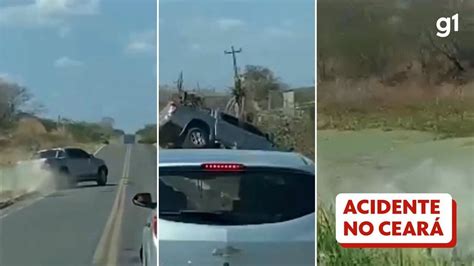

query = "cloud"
[[54, 56, 84, 68], [216, 18, 245, 31], [0, 0, 100, 28], [264, 27, 293, 38], [125, 29, 156, 54], [190, 43, 202, 51], [0, 73, 15, 81], [37, 0, 99, 15], [58, 25, 71, 37], [0, 72, 24, 85], [282, 19, 293, 27]]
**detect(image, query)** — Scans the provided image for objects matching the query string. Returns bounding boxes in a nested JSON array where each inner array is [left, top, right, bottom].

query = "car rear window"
[[159, 167, 314, 225], [33, 150, 57, 159]]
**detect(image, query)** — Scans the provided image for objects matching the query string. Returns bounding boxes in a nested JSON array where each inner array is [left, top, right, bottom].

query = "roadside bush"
[[136, 124, 157, 144], [65, 122, 108, 143], [256, 109, 314, 158]]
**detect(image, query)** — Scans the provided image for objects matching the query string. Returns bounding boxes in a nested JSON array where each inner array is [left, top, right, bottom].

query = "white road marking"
[[94, 144, 107, 156], [122, 145, 132, 179]]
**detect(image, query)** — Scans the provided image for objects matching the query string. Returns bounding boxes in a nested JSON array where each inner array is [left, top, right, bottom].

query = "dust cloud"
[[0, 160, 59, 201]]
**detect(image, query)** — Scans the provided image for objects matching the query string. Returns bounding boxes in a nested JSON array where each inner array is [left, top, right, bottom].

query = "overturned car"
[[159, 102, 278, 150]]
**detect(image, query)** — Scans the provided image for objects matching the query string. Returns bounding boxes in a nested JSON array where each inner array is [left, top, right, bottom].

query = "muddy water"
[[318, 129, 474, 256]]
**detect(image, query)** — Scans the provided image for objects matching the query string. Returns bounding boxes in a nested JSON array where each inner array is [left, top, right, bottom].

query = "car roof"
[[37, 148, 63, 153], [159, 149, 314, 173], [36, 147, 82, 153]]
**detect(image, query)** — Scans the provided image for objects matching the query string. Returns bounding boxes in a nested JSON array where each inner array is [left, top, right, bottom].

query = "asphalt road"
[[0, 144, 157, 266]]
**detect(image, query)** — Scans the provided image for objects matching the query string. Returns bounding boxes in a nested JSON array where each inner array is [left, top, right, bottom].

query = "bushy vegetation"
[[256, 107, 314, 158], [0, 77, 123, 162], [318, 80, 474, 138], [64, 121, 114, 143], [136, 124, 157, 144], [318, 0, 474, 138], [318, 1, 474, 264], [318, 0, 474, 81]]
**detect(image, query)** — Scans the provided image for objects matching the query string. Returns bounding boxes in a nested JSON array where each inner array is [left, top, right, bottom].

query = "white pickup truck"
[[29, 147, 108, 188]]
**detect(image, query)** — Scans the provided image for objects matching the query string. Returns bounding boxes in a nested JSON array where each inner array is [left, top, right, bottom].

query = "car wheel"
[[183, 127, 209, 148], [96, 167, 107, 186]]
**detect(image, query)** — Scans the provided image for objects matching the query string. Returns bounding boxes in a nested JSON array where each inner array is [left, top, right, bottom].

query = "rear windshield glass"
[[159, 168, 314, 225], [33, 150, 57, 159]]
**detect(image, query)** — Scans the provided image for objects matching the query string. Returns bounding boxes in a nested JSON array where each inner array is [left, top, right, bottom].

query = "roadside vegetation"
[[0, 77, 123, 165], [318, 0, 474, 264], [136, 124, 157, 144], [318, 0, 474, 139]]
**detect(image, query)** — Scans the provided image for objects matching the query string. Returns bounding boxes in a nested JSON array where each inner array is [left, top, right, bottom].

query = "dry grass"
[[256, 108, 315, 158], [318, 78, 474, 138], [0, 119, 102, 165]]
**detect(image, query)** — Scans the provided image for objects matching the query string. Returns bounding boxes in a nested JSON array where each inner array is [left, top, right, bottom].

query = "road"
[[0, 144, 157, 266]]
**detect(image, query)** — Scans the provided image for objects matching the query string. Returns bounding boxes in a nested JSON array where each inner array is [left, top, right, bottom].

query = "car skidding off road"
[[19, 147, 108, 188], [159, 102, 278, 150], [133, 149, 315, 266]]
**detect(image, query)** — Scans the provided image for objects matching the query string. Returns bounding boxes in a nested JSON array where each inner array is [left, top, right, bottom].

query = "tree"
[[100, 117, 115, 129], [136, 124, 157, 144], [242, 65, 284, 104], [226, 65, 286, 121], [0, 78, 32, 122]]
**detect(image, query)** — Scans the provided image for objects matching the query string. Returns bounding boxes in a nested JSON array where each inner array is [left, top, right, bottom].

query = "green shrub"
[[136, 124, 157, 144]]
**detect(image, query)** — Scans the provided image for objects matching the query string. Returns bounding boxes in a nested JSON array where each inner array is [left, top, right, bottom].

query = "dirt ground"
[[318, 129, 474, 256]]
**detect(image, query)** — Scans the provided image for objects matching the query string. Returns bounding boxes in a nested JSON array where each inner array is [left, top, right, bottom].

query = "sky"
[[159, 0, 315, 90], [0, 0, 156, 133], [0, 0, 314, 132]]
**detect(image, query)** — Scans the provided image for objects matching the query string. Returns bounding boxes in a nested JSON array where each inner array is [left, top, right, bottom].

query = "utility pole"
[[176, 71, 184, 93], [225, 46, 242, 80], [225, 46, 245, 120], [175, 71, 185, 104]]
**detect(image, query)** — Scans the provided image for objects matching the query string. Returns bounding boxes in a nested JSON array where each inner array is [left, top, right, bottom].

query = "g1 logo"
[[436, 14, 459, 38]]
